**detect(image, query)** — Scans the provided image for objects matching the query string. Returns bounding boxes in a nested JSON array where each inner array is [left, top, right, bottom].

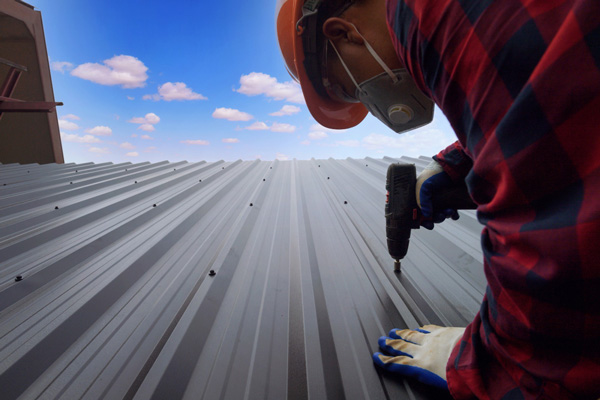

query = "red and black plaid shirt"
[[386, 0, 600, 398]]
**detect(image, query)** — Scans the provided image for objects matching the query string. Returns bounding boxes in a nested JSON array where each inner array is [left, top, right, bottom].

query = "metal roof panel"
[[0, 158, 484, 399]]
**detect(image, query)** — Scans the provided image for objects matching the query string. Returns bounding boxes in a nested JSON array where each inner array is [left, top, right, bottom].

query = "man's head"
[[276, 0, 433, 132], [320, 0, 403, 102]]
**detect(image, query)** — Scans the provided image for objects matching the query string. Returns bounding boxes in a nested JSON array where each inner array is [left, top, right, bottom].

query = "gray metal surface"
[[0, 157, 485, 400]]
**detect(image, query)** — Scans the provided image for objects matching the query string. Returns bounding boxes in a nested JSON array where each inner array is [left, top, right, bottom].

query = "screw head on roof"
[[199, 179, 202, 182], [209, 270, 216, 276], [153, 204, 157, 207], [327, 177, 330, 180], [250, 203, 253, 207], [55, 206, 59, 210], [135, 181, 138, 184], [15, 276, 23, 282], [270, 167, 272, 169], [344, 201, 348, 204], [263, 179, 265, 182], [366, 164, 368, 167], [174, 168, 176, 171], [75, 170, 78, 172], [70, 182, 73, 184], [318, 165, 320, 167]]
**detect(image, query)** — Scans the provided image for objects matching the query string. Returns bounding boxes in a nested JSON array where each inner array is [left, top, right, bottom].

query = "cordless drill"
[[385, 163, 477, 272]]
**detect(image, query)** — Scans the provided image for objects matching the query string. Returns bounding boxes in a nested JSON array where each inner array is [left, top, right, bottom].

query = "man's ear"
[[323, 17, 364, 45]]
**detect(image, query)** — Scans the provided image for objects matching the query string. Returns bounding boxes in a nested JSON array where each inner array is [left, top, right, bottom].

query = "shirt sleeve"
[[432, 141, 473, 182]]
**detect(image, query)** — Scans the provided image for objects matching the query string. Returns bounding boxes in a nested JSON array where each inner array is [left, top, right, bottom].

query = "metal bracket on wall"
[[0, 57, 62, 121]]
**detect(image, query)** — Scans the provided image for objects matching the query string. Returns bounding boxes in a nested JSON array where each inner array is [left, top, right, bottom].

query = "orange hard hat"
[[276, 0, 368, 129]]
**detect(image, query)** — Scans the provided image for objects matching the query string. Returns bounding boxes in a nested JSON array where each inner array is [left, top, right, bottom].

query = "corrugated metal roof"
[[0, 157, 484, 400]]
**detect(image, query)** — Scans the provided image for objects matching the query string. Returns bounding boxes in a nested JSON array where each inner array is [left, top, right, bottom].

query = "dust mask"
[[328, 25, 434, 133]]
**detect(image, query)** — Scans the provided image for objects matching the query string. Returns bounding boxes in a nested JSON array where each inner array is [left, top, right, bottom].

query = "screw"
[[55, 206, 59, 210], [153, 204, 157, 207], [318, 165, 320, 167], [327, 177, 330, 180], [135, 181, 138, 184], [15, 276, 23, 282], [263, 179, 265, 182], [174, 168, 176, 171], [344, 201, 348, 204], [199, 179, 202, 182], [209, 270, 216, 276], [250, 203, 253, 207], [222, 167, 225, 169], [366, 164, 368, 167], [75, 170, 78, 172], [70, 182, 73, 184]]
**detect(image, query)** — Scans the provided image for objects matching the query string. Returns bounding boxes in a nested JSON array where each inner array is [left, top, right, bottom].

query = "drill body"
[[385, 163, 476, 271]]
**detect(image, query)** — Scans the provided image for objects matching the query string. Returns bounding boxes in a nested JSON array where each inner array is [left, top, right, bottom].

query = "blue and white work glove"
[[373, 325, 465, 390], [416, 160, 460, 230]]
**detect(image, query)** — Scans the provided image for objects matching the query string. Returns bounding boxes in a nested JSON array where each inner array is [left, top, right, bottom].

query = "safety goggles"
[[296, 0, 356, 100], [321, 39, 360, 103]]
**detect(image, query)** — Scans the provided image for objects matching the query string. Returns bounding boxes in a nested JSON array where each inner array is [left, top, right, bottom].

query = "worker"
[[276, 0, 600, 398]]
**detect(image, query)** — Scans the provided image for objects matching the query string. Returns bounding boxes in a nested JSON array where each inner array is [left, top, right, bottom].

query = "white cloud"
[[138, 124, 155, 132], [62, 113, 80, 120], [212, 107, 253, 121], [127, 96, 135, 100], [120, 142, 135, 149], [311, 123, 346, 133], [308, 131, 328, 140], [270, 105, 301, 116], [140, 134, 153, 140], [271, 122, 296, 133], [300, 140, 310, 145], [85, 126, 112, 136], [222, 138, 239, 143], [276, 152, 290, 161], [51, 61, 74, 73], [160, 82, 206, 101], [71, 55, 148, 88], [181, 139, 210, 145], [126, 152, 139, 157], [143, 82, 207, 101], [360, 129, 452, 155], [336, 139, 360, 147], [60, 132, 101, 143], [59, 119, 79, 131], [144, 146, 157, 152], [89, 147, 109, 154], [244, 121, 270, 131], [237, 72, 304, 104], [131, 133, 138, 138], [129, 112, 160, 125]]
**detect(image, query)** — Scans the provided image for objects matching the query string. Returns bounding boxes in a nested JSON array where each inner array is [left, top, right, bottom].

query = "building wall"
[[0, 0, 63, 164]]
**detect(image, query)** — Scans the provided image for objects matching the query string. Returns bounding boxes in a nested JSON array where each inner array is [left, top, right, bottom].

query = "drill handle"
[[431, 181, 477, 211]]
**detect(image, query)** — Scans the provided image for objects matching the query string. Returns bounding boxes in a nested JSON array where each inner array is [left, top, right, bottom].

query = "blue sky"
[[29, 0, 457, 163]]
